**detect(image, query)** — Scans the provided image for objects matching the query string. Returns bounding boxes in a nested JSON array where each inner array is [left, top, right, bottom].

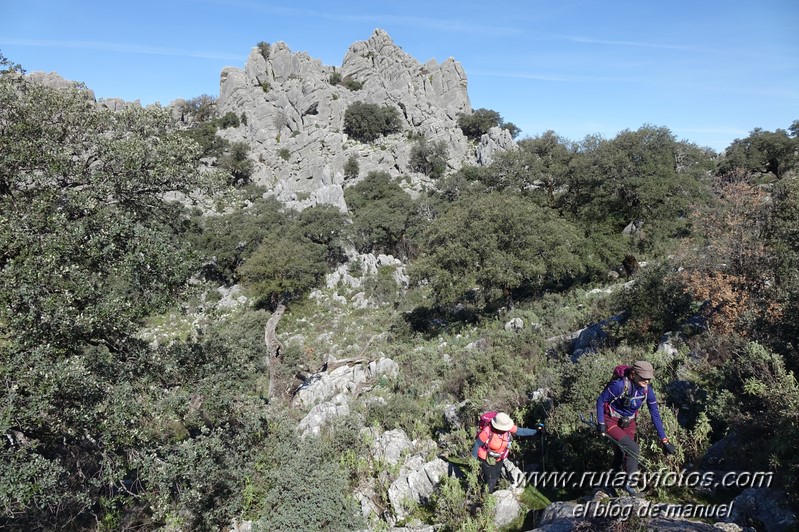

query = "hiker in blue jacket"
[[596, 361, 677, 495]]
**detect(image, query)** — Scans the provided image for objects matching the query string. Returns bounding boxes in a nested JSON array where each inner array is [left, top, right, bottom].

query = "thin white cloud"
[[563, 35, 701, 52], [0, 38, 243, 61]]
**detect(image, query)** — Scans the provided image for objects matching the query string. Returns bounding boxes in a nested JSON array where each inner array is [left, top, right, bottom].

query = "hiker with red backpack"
[[596, 361, 677, 495], [472, 411, 540, 493]]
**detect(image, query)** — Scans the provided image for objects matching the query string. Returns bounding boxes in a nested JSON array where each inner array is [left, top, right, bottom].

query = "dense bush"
[[410, 191, 596, 308], [457, 108, 501, 140], [343, 171, 421, 258], [717, 124, 798, 179], [181, 93, 217, 122], [613, 262, 696, 344], [410, 138, 449, 178], [344, 101, 402, 143], [218, 111, 241, 129], [563, 126, 714, 250], [344, 154, 360, 179], [292, 204, 351, 265], [457, 107, 520, 140], [181, 120, 230, 158], [189, 195, 289, 284], [237, 233, 328, 309], [342, 75, 364, 91], [219, 141, 255, 184], [246, 428, 366, 531]]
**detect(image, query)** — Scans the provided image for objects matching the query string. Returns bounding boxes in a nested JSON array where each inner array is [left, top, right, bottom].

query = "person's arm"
[[512, 426, 538, 437], [472, 437, 482, 458], [646, 386, 668, 441], [472, 427, 489, 458], [596, 379, 622, 431]]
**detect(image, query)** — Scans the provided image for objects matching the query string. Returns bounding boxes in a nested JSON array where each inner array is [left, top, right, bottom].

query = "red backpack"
[[610, 364, 633, 396], [477, 411, 498, 436]]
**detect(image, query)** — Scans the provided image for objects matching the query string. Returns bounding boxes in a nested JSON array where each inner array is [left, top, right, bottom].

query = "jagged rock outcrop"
[[24, 71, 142, 112], [295, 392, 352, 438], [476, 126, 516, 165], [387, 455, 449, 521], [368, 428, 414, 466], [25, 31, 516, 213], [26, 71, 90, 92], [216, 29, 498, 209], [324, 251, 409, 291], [292, 356, 399, 409]]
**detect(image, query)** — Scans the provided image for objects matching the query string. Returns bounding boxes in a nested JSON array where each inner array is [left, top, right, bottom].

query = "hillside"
[[1, 34, 799, 532]]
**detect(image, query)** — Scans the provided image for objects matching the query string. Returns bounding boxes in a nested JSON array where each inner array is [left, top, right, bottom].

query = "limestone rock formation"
[[215, 29, 494, 209], [292, 356, 399, 409]]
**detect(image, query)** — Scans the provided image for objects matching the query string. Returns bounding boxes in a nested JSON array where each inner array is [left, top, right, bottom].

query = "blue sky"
[[2, 0, 797, 152]]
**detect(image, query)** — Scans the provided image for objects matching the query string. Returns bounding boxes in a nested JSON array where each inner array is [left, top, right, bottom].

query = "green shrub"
[[277, 147, 290, 161], [344, 154, 360, 179], [250, 436, 365, 531], [457, 108, 502, 140], [613, 262, 696, 344], [219, 141, 255, 184], [702, 341, 799, 504], [410, 191, 595, 309], [218, 111, 240, 129], [182, 94, 217, 122], [237, 233, 328, 308], [329, 71, 342, 85], [409, 138, 448, 178], [188, 196, 290, 283], [257, 41, 271, 61], [181, 121, 229, 158], [344, 102, 402, 143], [260, 81, 271, 93], [343, 171, 421, 257], [457, 108, 523, 141], [342, 75, 363, 91], [292, 204, 350, 265]]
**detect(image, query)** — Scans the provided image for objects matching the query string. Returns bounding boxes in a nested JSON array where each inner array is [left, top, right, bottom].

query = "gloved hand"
[[597, 422, 606, 436], [662, 439, 677, 455]]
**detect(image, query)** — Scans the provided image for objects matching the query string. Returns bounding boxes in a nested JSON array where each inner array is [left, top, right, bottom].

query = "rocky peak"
[[215, 29, 508, 211]]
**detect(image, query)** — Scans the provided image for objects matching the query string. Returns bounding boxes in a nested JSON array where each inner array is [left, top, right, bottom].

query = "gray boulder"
[[476, 126, 516, 165], [387, 456, 449, 521], [727, 488, 797, 531], [370, 428, 413, 466], [492, 489, 523, 528], [505, 317, 524, 331], [295, 392, 351, 438], [569, 312, 628, 361]]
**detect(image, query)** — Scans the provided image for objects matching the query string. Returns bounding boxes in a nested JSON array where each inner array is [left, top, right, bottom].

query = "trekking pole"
[[535, 423, 545, 473], [578, 413, 654, 471]]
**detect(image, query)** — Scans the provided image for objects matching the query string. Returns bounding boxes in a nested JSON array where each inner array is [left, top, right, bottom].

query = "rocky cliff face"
[[215, 29, 513, 211]]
